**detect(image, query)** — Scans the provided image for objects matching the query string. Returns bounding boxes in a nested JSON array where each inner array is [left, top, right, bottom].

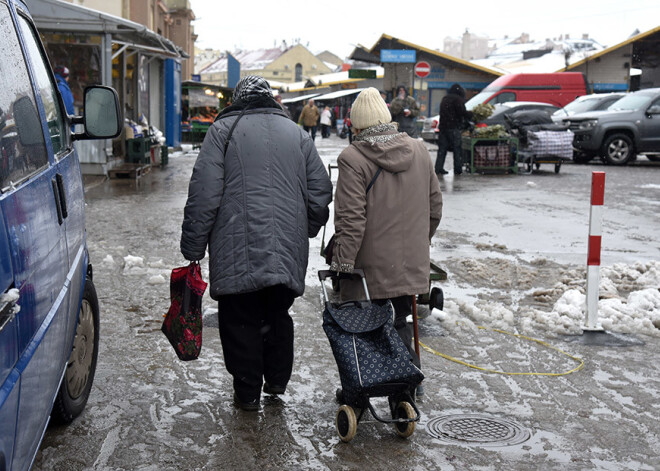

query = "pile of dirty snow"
[[429, 260, 660, 337]]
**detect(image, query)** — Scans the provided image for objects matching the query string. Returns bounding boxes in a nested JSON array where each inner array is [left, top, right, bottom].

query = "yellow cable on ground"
[[418, 326, 584, 376]]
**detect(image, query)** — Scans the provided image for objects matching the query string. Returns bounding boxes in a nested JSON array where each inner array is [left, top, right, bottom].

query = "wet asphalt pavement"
[[33, 137, 659, 470]]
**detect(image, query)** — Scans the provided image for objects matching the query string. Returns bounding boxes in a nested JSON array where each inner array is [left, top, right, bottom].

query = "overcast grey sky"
[[190, 0, 660, 59]]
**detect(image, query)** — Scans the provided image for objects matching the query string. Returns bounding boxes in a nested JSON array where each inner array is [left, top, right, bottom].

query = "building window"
[[295, 63, 302, 82], [176, 19, 182, 25]]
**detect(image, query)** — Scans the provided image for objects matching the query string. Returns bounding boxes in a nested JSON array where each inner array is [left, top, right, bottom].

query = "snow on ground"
[[311, 136, 660, 339]]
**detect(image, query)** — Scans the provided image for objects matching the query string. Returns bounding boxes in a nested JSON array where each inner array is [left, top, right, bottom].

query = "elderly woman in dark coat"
[[181, 75, 332, 410], [331, 87, 443, 387]]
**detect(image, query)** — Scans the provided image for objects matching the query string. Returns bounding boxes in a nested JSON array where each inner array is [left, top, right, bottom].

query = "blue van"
[[0, 0, 121, 469]]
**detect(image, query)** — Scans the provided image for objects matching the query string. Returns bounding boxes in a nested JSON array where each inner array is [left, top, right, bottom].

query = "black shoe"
[[263, 383, 286, 395], [454, 171, 462, 175], [233, 392, 260, 411], [439, 169, 449, 175]]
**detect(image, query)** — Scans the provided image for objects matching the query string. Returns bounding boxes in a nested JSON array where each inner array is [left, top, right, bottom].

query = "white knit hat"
[[350, 87, 391, 130]]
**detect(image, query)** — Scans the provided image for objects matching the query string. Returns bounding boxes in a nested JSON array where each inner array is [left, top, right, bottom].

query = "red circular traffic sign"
[[414, 61, 431, 78]]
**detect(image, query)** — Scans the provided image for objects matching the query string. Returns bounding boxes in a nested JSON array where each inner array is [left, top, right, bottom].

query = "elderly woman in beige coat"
[[330, 87, 443, 380]]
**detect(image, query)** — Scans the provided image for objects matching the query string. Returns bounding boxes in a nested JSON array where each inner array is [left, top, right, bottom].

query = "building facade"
[[199, 44, 333, 87]]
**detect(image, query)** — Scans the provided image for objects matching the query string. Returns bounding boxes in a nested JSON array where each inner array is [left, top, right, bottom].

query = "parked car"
[[420, 102, 559, 143], [0, 1, 122, 469], [551, 93, 626, 122], [561, 88, 660, 165]]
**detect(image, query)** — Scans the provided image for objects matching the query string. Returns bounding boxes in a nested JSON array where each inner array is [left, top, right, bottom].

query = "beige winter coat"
[[332, 128, 443, 301], [299, 104, 320, 127]]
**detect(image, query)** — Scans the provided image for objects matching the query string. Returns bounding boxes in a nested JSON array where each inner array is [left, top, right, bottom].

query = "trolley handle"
[[318, 269, 370, 303]]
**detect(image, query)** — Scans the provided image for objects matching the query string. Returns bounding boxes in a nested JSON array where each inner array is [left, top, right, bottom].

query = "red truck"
[[466, 72, 589, 108]]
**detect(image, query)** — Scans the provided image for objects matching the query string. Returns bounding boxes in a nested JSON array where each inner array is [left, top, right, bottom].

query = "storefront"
[[26, 0, 187, 175]]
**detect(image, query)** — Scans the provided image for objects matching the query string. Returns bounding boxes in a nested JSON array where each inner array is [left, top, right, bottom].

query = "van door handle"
[[0, 289, 18, 333], [51, 177, 63, 225], [55, 173, 68, 219]]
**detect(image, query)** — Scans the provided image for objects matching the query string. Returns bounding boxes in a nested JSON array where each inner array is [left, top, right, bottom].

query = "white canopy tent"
[[281, 93, 321, 104], [313, 88, 365, 101]]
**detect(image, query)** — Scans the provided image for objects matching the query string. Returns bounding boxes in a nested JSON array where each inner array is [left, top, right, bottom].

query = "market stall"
[[182, 81, 231, 148]]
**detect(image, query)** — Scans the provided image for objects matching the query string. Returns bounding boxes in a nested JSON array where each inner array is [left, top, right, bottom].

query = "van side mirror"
[[73, 86, 122, 141]]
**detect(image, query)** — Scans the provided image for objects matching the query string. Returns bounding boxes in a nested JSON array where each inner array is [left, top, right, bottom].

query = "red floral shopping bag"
[[161, 262, 207, 361]]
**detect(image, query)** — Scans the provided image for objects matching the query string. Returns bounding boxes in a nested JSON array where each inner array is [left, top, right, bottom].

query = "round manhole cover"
[[426, 414, 531, 446]]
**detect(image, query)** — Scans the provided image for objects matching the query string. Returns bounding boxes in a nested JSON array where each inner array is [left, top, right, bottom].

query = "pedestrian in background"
[[320, 105, 332, 138], [435, 83, 473, 176], [389, 85, 420, 137], [299, 98, 320, 140], [181, 75, 332, 411], [379, 90, 389, 106], [274, 93, 291, 119], [54, 65, 74, 116], [331, 88, 443, 387]]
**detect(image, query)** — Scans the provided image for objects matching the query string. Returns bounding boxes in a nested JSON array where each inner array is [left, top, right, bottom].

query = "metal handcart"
[[504, 110, 574, 174], [462, 136, 519, 174]]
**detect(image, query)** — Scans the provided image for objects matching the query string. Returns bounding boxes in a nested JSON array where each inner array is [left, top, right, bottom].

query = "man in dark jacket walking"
[[181, 75, 333, 411], [435, 83, 473, 175]]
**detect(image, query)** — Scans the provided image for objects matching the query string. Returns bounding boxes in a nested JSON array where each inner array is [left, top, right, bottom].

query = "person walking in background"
[[54, 65, 74, 116], [389, 85, 420, 137], [299, 98, 320, 140], [180, 76, 332, 411], [330, 88, 443, 391], [435, 83, 473, 176], [274, 94, 291, 119], [320, 105, 332, 138]]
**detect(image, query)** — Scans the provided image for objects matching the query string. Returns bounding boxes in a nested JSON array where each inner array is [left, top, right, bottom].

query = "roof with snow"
[[352, 33, 502, 77], [472, 37, 606, 74], [200, 48, 286, 74]]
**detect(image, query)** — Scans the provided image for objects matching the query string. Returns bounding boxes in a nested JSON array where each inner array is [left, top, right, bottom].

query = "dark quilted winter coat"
[[181, 105, 332, 299]]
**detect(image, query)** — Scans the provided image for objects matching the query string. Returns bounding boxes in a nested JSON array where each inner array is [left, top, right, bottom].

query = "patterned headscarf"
[[232, 75, 273, 102]]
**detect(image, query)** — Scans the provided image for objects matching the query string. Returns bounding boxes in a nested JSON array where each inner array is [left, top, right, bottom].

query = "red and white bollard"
[[584, 171, 605, 331]]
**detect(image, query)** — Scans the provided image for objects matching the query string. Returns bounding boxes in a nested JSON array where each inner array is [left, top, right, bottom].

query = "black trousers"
[[217, 285, 296, 402], [374, 295, 421, 369], [436, 128, 464, 174], [303, 125, 317, 140]]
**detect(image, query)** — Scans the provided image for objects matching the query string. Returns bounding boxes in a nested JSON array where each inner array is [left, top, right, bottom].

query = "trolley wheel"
[[555, 162, 561, 173], [394, 402, 416, 438], [336, 405, 357, 442], [429, 287, 444, 311]]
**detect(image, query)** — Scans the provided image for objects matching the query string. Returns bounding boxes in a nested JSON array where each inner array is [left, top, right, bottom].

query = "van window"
[[0, 4, 48, 192], [490, 92, 516, 105], [17, 14, 67, 155], [465, 91, 493, 110]]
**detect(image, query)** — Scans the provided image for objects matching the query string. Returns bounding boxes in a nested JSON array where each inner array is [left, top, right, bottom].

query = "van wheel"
[[602, 134, 634, 165], [51, 278, 100, 424]]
